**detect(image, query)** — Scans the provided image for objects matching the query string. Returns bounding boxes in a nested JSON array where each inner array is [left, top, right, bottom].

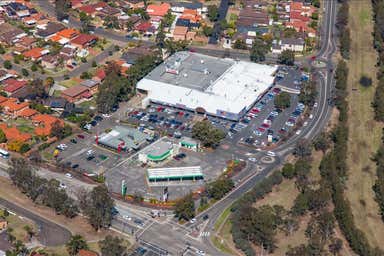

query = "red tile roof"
[[0, 99, 29, 112], [95, 68, 106, 81], [135, 22, 152, 32], [2, 79, 27, 93], [0, 123, 31, 142], [32, 114, 64, 136], [18, 108, 37, 118], [146, 3, 171, 17], [62, 85, 89, 98], [71, 34, 97, 46], [290, 11, 310, 22], [78, 249, 98, 256], [23, 47, 43, 59], [78, 2, 108, 15], [56, 28, 79, 39]]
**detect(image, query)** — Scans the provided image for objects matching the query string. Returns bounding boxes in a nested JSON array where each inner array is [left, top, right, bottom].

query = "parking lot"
[[105, 139, 227, 200]]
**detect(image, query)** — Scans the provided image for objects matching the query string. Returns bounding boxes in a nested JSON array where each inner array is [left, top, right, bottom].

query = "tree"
[[0, 129, 6, 143], [278, 50, 295, 65], [3, 60, 12, 69], [174, 193, 195, 221], [0, 45, 5, 54], [299, 80, 318, 106], [207, 178, 234, 200], [51, 121, 72, 139], [44, 77, 55, 88], [163, 10, 174, 27], [21, 68, 29, 77], [202, 26, 214, 37], [313, 132, 330, 153], [207, 5, 219, 22], [250, 39, 268, 62], [329, 238, 343, 255], [281, 163, 295, 179], [31, 63, 38, 72], [28, 78, 47, 98], [360, 75, 372, 87], [233, 39, 247, 49], [274, 92, 291, 109], [294, 139, 312, 159], [104, 15, 120, 29], [66, 234, 88, 256], [23, 225, 34, 241], [192, 120, 226, 148], [55, 0, 70, 21], [85, 185, 114, 230], [99, 235, 126, 256]]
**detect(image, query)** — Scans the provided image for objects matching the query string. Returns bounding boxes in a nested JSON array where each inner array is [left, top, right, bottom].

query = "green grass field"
[[345, 0, 384, 250]]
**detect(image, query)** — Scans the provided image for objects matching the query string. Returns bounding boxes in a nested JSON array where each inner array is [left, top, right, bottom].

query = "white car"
[[123, 215, 132, 221], [309, 114, 314, 119], [303, 121, 308, 127], [65, 173, 72, 178], [266, 151, 276, 157], [248, 157, 257, 162], [102, 113, 111, 118], [59, 183, 67, 189], [190, 218, 196, 224], [196, 250, 205, 256], [296, 130, 302, 135], [314, 102, 318, 108]]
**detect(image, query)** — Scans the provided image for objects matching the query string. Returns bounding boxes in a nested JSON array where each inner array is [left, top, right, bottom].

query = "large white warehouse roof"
[[137, 51, 277, 120]]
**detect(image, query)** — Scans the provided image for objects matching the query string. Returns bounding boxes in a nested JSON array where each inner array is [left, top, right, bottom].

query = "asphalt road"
[[0, 198, 72, 246], [187, 0, 338, 254]]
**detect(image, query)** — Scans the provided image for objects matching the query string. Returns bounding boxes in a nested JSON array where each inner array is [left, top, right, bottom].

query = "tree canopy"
[[192, 120, 226, 148]]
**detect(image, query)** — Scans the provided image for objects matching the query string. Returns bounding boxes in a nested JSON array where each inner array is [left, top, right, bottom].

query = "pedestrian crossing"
[[199, 231, 210, 237]]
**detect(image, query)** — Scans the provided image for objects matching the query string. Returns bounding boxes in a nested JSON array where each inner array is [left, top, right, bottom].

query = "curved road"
[[0, 198, 71, 246], [193, 0, 338, 254]]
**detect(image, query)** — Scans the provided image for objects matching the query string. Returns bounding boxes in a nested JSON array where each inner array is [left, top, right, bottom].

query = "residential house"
[[146, 3, 171, 19], [0, 69, 16, 82], [0, 123, 31, 142], [61, 85, 90, 102], [14, 36, 37, 50], [18, 108, 37, 119], [0, 98, 29, 118], [78, 2, 108, 18], [32, 114, 64, 136], [173, 26, 188, 41], [80, 79, 99, 94], [70, 34, 97, 49], [56, 28, 79, 40], [2, 78, 27, 96], [98, 5, 121, 18], [237, 8, 270, 34], [281, 37, 305, 52], [36, 22, 66, 39], [171, 2, 204, 15], [77, 249, 98, 256], [43, 97, 70, 112], [0, 23, 26, 46], [41, 54, 61, 69], [179, 9, 201, 24], [134, 21, 154, 35], [93, 68, 106, 82], [71, 0, 86, 9], [23, 47, 49, 61], [60, 45, 77, 58], [125, 0, 145, 9]]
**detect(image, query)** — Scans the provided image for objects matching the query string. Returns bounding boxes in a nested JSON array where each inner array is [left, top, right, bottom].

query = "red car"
[[261, 123, 270, 128], [77, 134, 85, 139], [258, 127, 266, 132]]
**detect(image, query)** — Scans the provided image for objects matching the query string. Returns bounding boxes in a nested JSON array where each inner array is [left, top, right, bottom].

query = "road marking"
[[199, 231, 210, 237]]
